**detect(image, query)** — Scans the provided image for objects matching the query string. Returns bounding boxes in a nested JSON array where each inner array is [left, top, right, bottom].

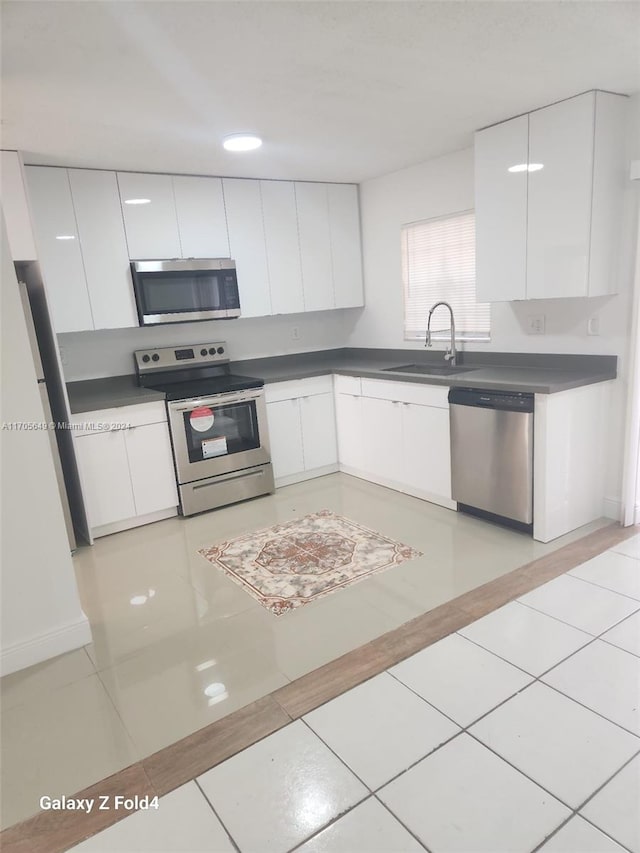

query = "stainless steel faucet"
[[425, 301, 457, 366]]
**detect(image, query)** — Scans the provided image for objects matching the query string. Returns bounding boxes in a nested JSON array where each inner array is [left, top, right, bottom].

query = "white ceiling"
[[2, 1, 639, 183]]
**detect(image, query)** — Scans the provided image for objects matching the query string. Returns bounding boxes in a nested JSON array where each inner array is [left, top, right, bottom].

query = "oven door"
[[132, 261, 241, 325], [167, 389, 270, 484]]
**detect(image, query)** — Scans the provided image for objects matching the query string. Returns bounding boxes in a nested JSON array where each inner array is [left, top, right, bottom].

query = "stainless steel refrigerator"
[[17, 274, 77, 551]]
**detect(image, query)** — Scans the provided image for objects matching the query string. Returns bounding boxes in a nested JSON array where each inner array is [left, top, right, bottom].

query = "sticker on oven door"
[[190, 406, 215, 432], [202, 436, 228, 458]]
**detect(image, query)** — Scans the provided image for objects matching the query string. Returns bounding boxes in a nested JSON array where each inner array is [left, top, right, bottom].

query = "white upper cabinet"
[[474, 90, 626, 301], [223, 178, 271, 318], [117, 172, 182, 259], [328, 183, 364, 308], [25, 166, 94, 333], [585, 93, 627, 297], [474, 115, 529, 302], [261, 180, 304, 315], [526, 93, 595, 299], [68, 169, 138, 330], [27, 165, 364, 326], [173, 175, 229, 259], [0, 151, 37, 261], [295, 182, 334, 312]]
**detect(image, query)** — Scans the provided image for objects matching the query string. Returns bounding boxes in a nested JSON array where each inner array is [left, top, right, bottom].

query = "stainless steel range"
[[135, 342, 274, 516]]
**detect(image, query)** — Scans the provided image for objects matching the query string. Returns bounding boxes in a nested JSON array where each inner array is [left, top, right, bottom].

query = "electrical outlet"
[[526, 314, 545, 335], [587, 316, 600, 336], [58, 346, 67, 366], [291, 326, 300, 341]]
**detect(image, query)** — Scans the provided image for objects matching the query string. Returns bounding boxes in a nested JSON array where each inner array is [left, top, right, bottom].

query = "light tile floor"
[[67, 531, 640, 853], [0, 474, 616, 828]]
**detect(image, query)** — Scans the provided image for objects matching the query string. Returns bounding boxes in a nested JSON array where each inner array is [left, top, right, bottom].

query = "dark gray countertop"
[[67, 374, 166, 414], [66, 348, 617, 413]]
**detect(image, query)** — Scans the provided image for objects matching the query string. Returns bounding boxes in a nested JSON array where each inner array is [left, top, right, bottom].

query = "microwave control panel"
[[135, 342, 228, 373]]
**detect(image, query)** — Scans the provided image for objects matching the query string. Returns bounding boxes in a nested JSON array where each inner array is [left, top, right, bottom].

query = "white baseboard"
[[603, 496, 623, 522], [0, 612, 92, 677], [338, 465, 457, 511], [93, 506, 178, 538], [274, 464, 339, 489]]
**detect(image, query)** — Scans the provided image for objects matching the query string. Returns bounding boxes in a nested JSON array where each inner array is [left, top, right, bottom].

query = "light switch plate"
[[587, 316, 600, 335]]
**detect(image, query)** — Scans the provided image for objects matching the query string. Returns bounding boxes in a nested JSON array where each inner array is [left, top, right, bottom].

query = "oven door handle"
[[169, 390, 263, 412]]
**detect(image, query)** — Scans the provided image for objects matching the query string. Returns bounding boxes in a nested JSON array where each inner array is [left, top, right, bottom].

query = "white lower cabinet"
[[361, 397, 403, 483], [72, 402, 178, 537], [334, 376, 454, 509], [124, 421, 179, 517], [267, 398, 305, 480], [266, 377, 338, 485], [401, 401, 452, 501], [74, 429, 136, 529], [334, 390, 365, 471]]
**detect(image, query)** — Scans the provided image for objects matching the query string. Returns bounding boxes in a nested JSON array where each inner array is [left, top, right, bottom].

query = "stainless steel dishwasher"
[[449, 388, 534, 529]]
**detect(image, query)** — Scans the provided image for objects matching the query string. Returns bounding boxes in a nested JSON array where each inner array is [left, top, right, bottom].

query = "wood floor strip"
[[2, 520, 635, 852], [142, 694, 291, 796], [0, 763, 155, 853]]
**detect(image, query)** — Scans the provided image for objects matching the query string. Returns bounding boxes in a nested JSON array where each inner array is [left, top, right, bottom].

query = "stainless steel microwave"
[[131, 259, 241, 326]]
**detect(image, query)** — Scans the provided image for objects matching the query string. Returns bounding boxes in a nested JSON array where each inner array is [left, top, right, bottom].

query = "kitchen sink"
[[382, 364, 479, 376]]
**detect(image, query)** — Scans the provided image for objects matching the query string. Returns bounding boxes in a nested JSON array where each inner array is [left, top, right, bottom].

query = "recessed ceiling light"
[[124, 198, 151, 205], [55, 234, 76, 240], [527, 163, 544, 172], [223, 134, 263, 152], [507, 164, 528, 173]]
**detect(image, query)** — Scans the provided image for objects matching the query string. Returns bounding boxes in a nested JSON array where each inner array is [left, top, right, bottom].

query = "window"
[[401, 210, 490, 342]]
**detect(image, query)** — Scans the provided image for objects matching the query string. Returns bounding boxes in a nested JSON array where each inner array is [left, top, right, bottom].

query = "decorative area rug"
[[198, 510, 423, 616]]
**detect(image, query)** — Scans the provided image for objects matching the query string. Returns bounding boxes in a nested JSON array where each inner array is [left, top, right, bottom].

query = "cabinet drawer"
[[333, 374, 362, 396], [265, 375, 333, 403], [71, 401, 167, 434], [360, 378, 449, 409]]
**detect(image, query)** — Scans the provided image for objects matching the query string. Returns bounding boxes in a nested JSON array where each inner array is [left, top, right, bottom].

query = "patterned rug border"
[[198, 509, 423, 616]]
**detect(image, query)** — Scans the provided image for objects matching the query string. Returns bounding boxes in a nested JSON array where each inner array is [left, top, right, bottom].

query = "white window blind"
[[402, 210, 490, 342]]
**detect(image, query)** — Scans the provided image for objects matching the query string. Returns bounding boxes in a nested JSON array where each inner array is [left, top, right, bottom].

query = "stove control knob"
[[142, 354, 150, 363], [217, 346, 225, 355], [151, 353, 160, 362], [208, 347, 216, 356], [200, 348, 208, 357]]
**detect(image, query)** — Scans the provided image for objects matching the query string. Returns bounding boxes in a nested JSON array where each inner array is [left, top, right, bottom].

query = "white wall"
[[350, 96, 640, 516], [0, 217, 91, 675], [59, 308, 358, 380]]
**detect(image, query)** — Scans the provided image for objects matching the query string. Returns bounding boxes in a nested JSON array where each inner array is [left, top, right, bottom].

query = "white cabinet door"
[[295, 182, 334, 312], [125, 422, 178, 516], [74, 430, 136, 528], [401, 403, 451, 500], [223, 178, 271, 317], [267, 398, 304, 479], [1, 151, 37, 260], [300, 393, 337, 470], [328, 184, 363, 308], [68, 169, 138, 330], [361, 396, 403, 482], [526, 93, 595, 299], [474, 115, 529, 302], [117, 172, 181, 259], [261, 180, 304, 314], [334, 391, 364, 470], [173, 175, 229, 259], [25, 166, 93, 333]]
